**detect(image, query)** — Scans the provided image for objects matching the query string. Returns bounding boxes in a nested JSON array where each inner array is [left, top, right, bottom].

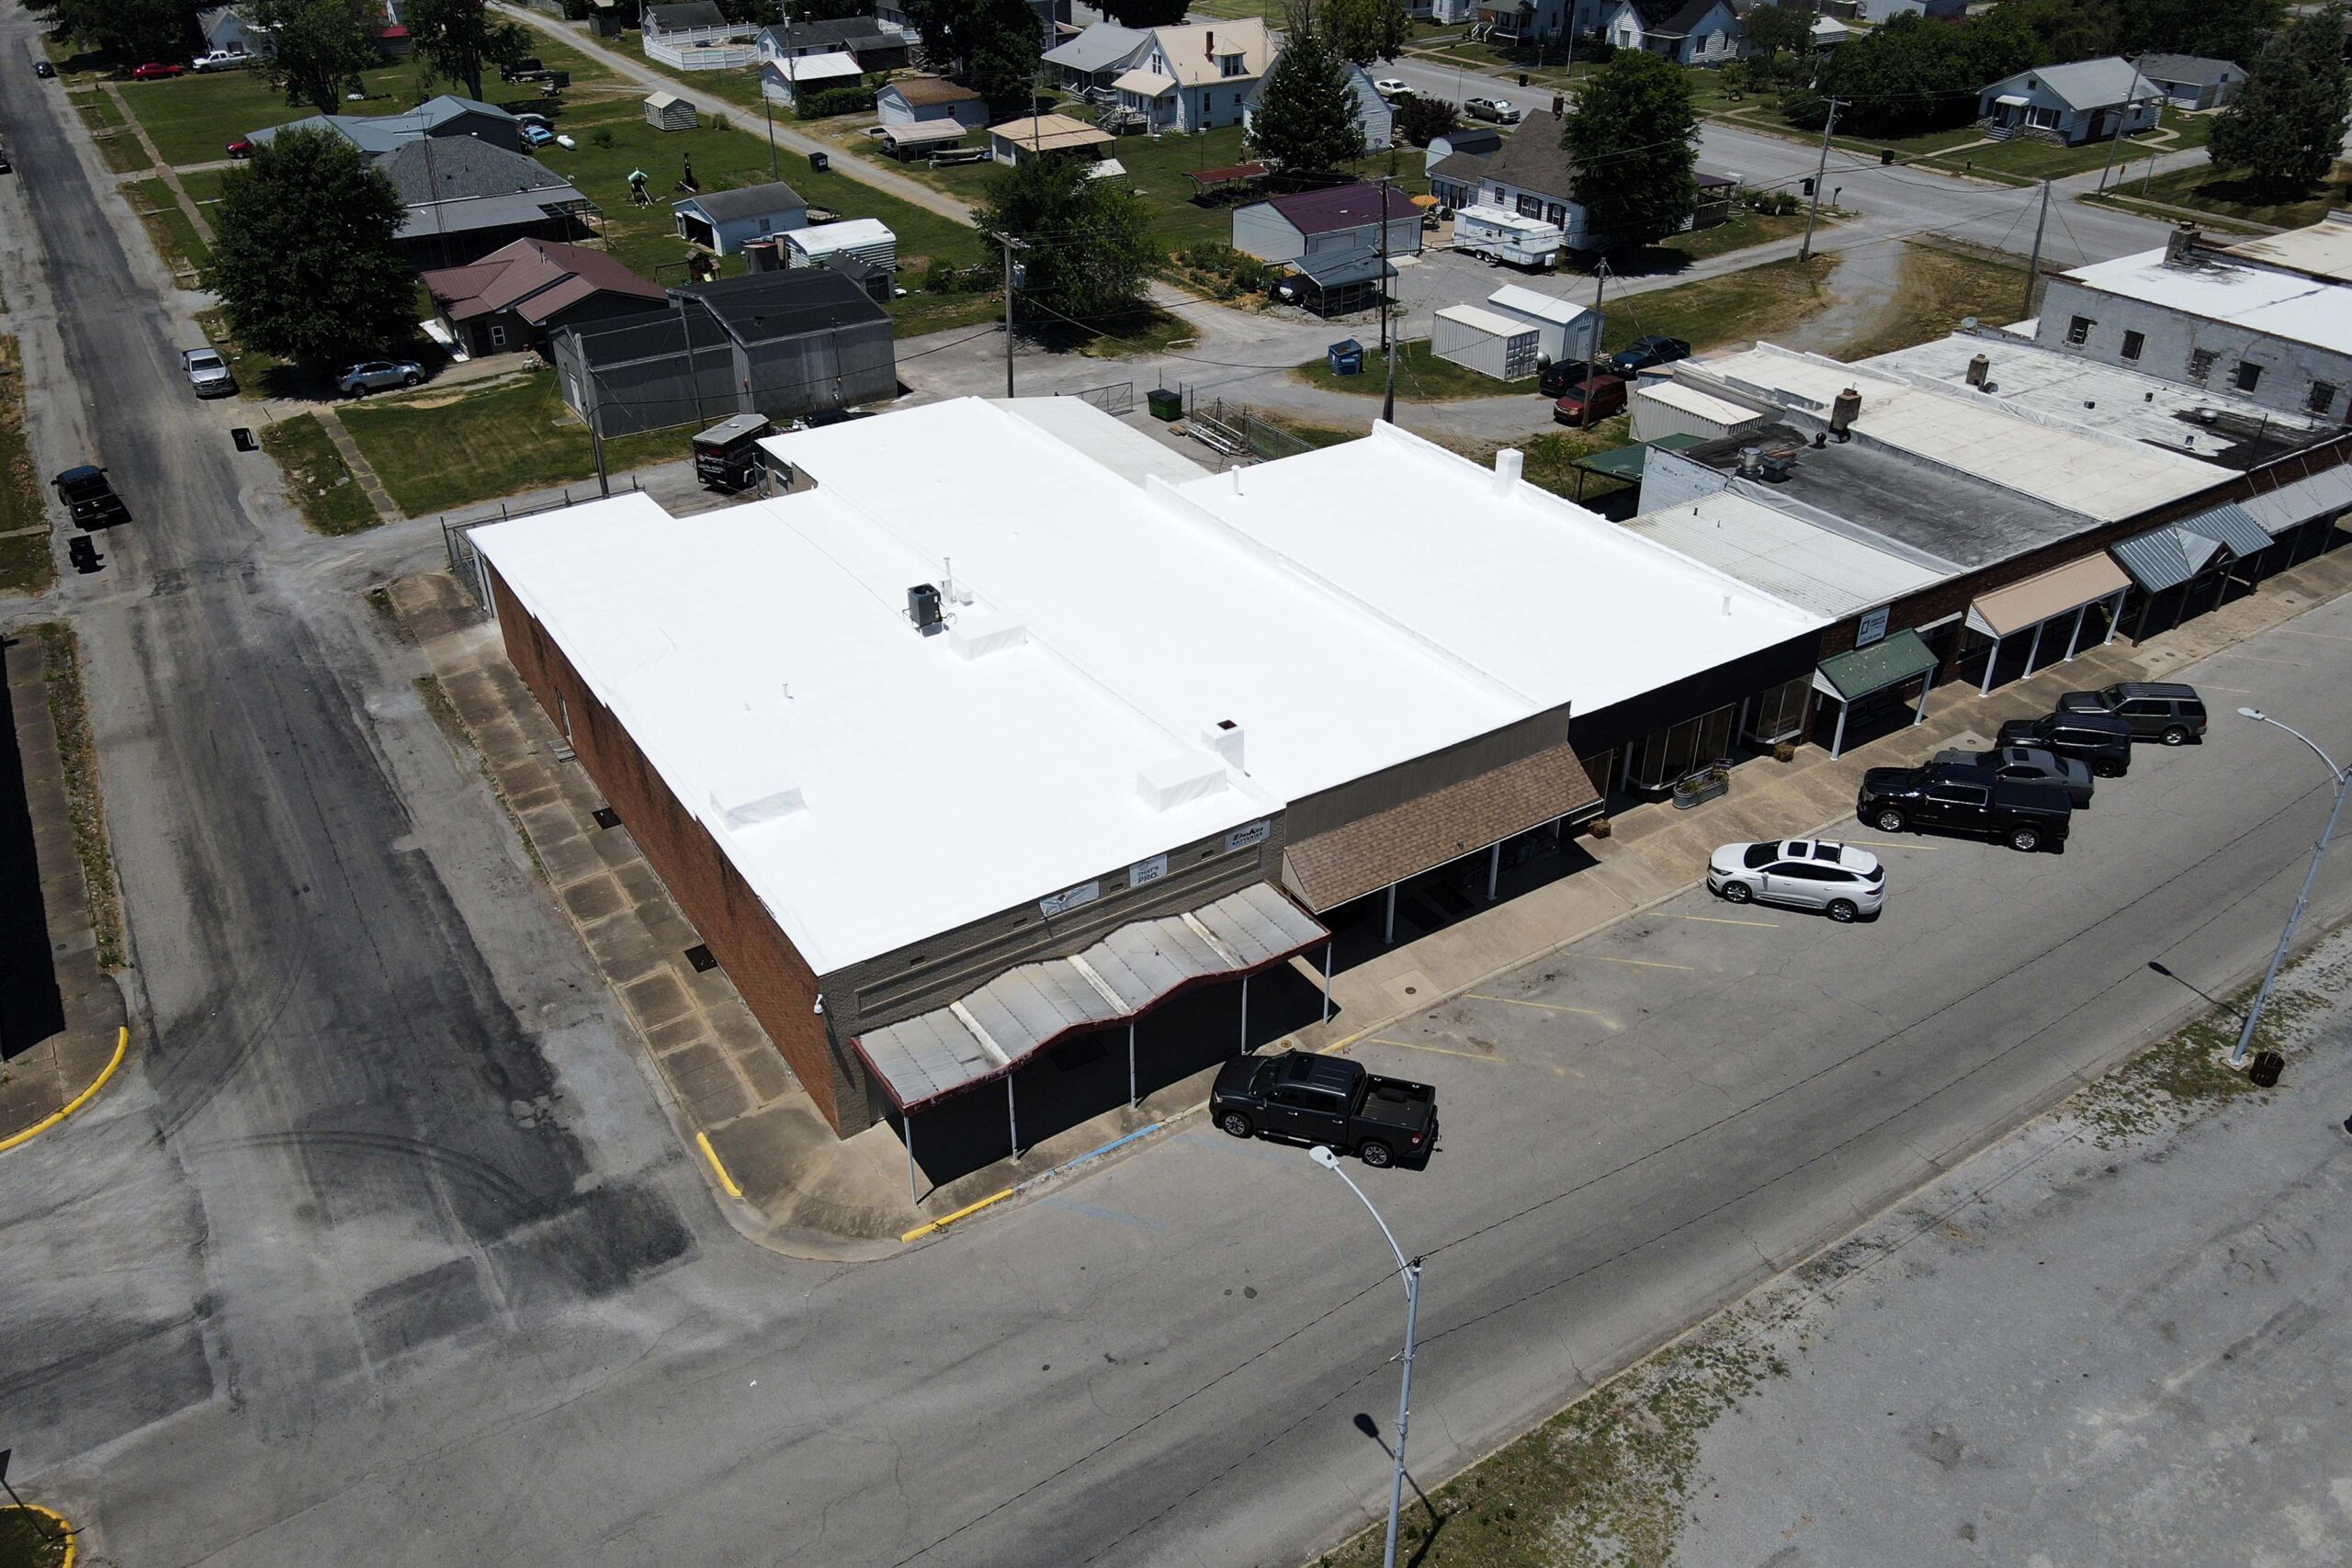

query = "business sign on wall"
[[1856, 605, 1890, 648], [1225, 819, 1272, 853], [1128, 853, 1169, 888]]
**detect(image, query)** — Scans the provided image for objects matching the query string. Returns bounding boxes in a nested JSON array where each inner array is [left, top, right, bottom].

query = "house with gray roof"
[[1978, 58, 2161, 144], [2134, 52, 2245, 110], [246, 95, 520, 156], [673, 181, 810, 254], [642, 0, 747, 42], [1040, 21, 1149, 94], [1601, 0, 1744, 65], [1241, 57, 1393, 149], [379, 138, 596, 261]]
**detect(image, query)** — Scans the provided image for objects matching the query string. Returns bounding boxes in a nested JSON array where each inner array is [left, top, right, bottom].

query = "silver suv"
[[1706, 839, 1884, 921], [339, 359, 423, 397]]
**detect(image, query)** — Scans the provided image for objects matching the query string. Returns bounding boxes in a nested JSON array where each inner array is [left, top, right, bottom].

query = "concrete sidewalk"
[[394, 541, 2352, 1256]]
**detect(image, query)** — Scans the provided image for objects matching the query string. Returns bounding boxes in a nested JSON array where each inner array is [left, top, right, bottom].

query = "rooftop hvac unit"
[[908, 581, 942, 634]]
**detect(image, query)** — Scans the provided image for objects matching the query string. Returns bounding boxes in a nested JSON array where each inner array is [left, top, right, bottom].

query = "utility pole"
[[763, 93, 779, 180], [2097, 62, 2146, 193], [989, 231, 1027, 398], [1580, 255, 1607, 409], [1798, 96, 1839, 262], [1379, 175, 1397, 425], [2021, 178, 2051, 320]]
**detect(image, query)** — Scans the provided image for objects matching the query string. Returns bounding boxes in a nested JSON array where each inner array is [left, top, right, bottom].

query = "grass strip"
[[129, 175, 209, 280], [262, 414, 379, 536], [339, 370, 685, 514], [1294, 338, 1523, 401], [0, 334, 52, 597], [0, 1507, 70, 1568], [1831, 240, 2028, 362], [37, 623, 125, 970]]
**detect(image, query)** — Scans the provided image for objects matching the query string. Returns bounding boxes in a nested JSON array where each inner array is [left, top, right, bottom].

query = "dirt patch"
[[37, 624, 123, 969]]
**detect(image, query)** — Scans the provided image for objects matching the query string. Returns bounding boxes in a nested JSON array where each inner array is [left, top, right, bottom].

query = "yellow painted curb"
[[901, 1186, 1016, 1245], [695, 1132, 743, 1200], [4, 1503, 79, 1567], [0, 1027, 129, 1156]]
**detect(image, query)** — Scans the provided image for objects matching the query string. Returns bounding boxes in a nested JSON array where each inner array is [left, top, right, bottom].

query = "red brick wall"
[[488, 564, 872, 1135]]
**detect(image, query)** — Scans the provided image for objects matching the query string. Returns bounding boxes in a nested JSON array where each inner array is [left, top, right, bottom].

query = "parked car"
[[181, 346, 236, 398], [1553, 374, 1627, 426], [1373, 77, 1408, 96], [130, 62, 184, 79], [1611, 334, 1692, 376], [1857, 762, 2071, 852], [2056, 681, 2206, 745], [1539, 359, 1604, 399], [338, 358, 423, 396], [1464, 96, 1521, 122], [520, 123, 556, 148], [1210, 1051, 1438, 1169], [226, 136, 253, 158], [189, 48, 245, 71], [1995, 710, 2133, 778], [51, 465, 128, 527], [0, 141, 10, 175], [1934, 745, 2093, 807], [1706, 838, 1884, 921], [35, 60, 56, 79]]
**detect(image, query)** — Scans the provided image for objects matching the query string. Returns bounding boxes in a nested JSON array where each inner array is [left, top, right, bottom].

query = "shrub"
[[1395, 92, 1460, 148], [797, 80, 881, 119], [591, 126, 616, 149]]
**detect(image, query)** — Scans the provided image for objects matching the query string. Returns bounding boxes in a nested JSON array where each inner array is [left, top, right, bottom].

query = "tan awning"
[[1114, 68, 1175, 96], [1282, 743, 1601, 912], [882, 118, 967, 146], [1965, 554, 2132, 639]]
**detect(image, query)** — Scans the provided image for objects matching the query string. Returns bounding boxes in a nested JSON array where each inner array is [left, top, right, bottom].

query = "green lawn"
[[1642, 204, 1814, 267], [73, 89, 153, 173], [1917, 107, 2211, 185], [2092, 161, 2352, 231], [1293, 338, 1521, 400], [338, 369, 690, 513], [1598, 253, 1837, 356], [129, 176, 209, 278], [0, 334, 53, 597], [262, 414, 379, 535], [0, 1507, 71, 1568]]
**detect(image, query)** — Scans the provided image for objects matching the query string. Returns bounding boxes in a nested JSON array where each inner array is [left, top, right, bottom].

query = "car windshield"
[[1864, 863, 1885, 884], [1741, 843, 1776, 869]]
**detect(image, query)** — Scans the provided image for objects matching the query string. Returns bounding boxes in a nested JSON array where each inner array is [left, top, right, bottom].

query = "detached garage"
[[1430, 305, 1540, 383]]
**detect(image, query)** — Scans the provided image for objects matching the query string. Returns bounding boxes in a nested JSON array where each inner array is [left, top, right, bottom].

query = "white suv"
[[1706, 839, 1884, 921]]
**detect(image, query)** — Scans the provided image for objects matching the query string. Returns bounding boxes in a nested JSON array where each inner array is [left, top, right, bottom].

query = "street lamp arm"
[[2247, 711, 2347, 783], [1324, 1157, 1412, 1280]]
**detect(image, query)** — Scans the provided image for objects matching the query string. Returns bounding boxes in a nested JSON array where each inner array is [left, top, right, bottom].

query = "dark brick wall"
[[488, 564, 870, 1134]]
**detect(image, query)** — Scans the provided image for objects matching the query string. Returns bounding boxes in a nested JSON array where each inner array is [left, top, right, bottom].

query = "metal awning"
[[1283, 743, 1600, 912], [2240, 464, 2352, 536], [1813, 627, 1938, 703], [1114, 67, 1174, 96], [1572, 434, 1703, 484], [854, 882, 1329, 1111], [1995, 93, 2030, 106], [2111, 524, 2225, 592], [2177, 502, 2273, 557], [1290, 248, 1396, 288], [881, 118, 967, 146], [1964, 553, 2131, 638]]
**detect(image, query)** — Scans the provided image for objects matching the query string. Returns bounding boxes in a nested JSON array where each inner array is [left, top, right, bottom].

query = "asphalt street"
[[3, 13, 2349, 1568]]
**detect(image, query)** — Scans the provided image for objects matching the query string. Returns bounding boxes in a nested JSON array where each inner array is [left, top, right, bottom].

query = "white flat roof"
[[1436, 303, 1533, 337], [786, 217, 894, 254], [1697, 344, 2229, 521], [768, 51, 863, 80], [2063, 245, 2352, 358], [1486, 282, 1588, 324], [2221, 216, 2352, 284], [1166, 423, 1826, 716], [471, 491, 1274, 974], [759, 399, 1537, 806], [1622, 491, 1956, 618], [992, 397, 1211, 488]]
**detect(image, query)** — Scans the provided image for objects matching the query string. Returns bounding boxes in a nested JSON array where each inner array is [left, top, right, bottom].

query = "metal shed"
[[786, 217, 898, 277], [1631, 381, 1773, 444], [1430, 304, 1540, 383], [643, 91, 699, 131]]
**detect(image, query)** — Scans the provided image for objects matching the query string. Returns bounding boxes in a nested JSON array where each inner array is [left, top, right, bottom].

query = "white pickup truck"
[[190, 49, 247, 72], [182, 346, 236, 397]]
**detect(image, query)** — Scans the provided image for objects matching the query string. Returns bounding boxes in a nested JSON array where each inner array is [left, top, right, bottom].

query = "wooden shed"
[[643, 91, 699, 132]]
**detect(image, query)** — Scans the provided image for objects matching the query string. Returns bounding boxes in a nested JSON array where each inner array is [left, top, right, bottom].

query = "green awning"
[[1813, 627, 1937, 704], [1571, 434, 1703, 482]]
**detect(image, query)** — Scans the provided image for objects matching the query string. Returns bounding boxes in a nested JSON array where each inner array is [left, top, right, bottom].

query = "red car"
[[226, 137, 253, 158], [1552, 374, 1628, 427], [130, 62, 184, 79]]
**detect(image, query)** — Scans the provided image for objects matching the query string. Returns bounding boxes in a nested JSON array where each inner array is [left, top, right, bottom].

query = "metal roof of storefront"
[[2240, 464, 2352, 536], [2177, 502, 2273, 557], [1813, 627, 1938, 704], [1964, 553, 2132, 639], [1573, 434, 1702, 482], [2112, 524, 2226, 592], [854, 883, 1329, 1111]]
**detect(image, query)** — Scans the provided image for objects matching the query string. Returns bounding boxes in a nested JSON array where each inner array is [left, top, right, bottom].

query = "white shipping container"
[[1430, 305, 1540, 382]]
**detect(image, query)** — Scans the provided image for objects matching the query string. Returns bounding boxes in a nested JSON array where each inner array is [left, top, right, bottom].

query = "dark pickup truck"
[[1857, 761, 2071, 852], [51, 465, 128, 528], [1210, 1051, 1438, 1168]]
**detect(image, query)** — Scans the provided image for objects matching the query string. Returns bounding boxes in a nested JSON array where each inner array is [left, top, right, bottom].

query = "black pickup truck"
[[1209, 1051, 1438, 1168], [1857, 762, 2071, 852], [51, 465, 128, 528]]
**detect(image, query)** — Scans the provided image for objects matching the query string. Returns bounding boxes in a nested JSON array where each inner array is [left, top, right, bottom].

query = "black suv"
[[1857, 762, 2072, 852], [2056, 682, 2206, 745], [1996, 710, 2133, 778], [1539, 360, 1601, 399]]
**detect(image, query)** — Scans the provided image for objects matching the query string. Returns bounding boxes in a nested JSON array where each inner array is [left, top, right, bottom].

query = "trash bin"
[[1880, 147, 1895, 164], [810, 151, 831, 173], [2248, 1050, 2285, 1088], [1328, 338, 1365, 375], [1148, 388, 1184, 421], [1518, 72, 1529, 85]]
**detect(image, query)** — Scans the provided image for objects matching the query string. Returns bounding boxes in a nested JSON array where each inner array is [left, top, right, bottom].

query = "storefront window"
[[1745, 676, 1811, 743], [1626, 703, 1740, 789]]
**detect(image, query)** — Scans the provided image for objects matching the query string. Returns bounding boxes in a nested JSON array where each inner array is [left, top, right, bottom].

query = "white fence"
[[644, 37, 760, 69]]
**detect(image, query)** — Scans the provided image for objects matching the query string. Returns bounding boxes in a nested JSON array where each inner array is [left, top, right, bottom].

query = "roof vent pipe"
[[1737, 445, 1764, 478], [1828, 386, 1861, 441], [1204, 718, 1245, 771], [1965, 353, 1990, 388], [1494, 447, 1523, 492], [1229, 463, 1243, 493], [1721, 592, 1733, 617]]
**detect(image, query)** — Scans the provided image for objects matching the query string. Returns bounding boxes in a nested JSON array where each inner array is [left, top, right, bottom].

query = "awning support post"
[[2103, 589, 2124, 644], [1321, 940, 1335, 1022], [1128, 1021, 1137, 1108], [2062, 602, 2088, 663], [1828, 699, 1849, 761], [1007, 1076, 1019, 1161], [1487, 841, 1501, 900], [1912, 678, 1931, 727], [907, 1113, 918, 1203], [1980, 633, 2003, 695], [1239, 974, 1250, 1053], [2023, 616, 2047, 678]]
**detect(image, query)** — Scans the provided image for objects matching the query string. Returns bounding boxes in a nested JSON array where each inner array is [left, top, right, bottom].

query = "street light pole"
[[2229, 706, 2352, 1067], [1798, 96, 1839, 262], [1309, 1145, 1421, 1568]]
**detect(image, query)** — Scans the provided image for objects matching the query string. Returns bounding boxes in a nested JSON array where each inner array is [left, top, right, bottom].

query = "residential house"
[[760, 52, 867, 107], [379, 138, 596, 261], [1437, 106, 1595, 254], [1232, 182, 1423, 265], [552, 268, 898, 436], [876, 76, 989, 132], [422, 238, 666, 357], [2033, 218, 2352, 424], [1105, 20, 1274, 134], [1601, 0, 1744, 64], [1978, 58, 2161, 144], [757, 17, 910, 71], [641, 1, 752, 46], [879, 0, 1067, 51], [1425, 126, 1500, 171], [1852, 0, 1962, 20], [1242, 57, 1394, 149], [1040, 21, 1150, 96], [245, 95, 521, 155], [2135, 52, 2244, 110], [674, 182, 810, 254], [988, 113, 1115, 164], [198, 5, 268, 56]]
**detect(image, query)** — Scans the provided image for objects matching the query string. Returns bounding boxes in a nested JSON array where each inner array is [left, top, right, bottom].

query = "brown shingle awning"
[[1282, 743, 1601, 912], [1964, 554, 2131, 639]]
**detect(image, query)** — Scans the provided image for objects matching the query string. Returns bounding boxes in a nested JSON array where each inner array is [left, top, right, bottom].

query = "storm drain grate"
[[685, 944, 718, 973], [592, 807, 621, 829]]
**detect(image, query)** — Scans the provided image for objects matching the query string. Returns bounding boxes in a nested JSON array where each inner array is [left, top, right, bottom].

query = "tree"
[[1250, 4, 1365, 175], [1093, 0, 1189, 27], [402, 0, 530, 102], [1394, 91, 1459, 147], [251, 0, 380, 115], [1992, 0, 2120, 66], [206, 128, 418, 368], [1789, 11, 2030, 138], [1742, 0, 1815, 60], [975, 152, 1158, 325], [966, 0, 1044, 115], [1323, 0, 1411, 64], [2117, 0, 2287, 64], [2210, 4, 2351, 195], [1566, 47, 1697, 251], [25, 0, 198, 66]]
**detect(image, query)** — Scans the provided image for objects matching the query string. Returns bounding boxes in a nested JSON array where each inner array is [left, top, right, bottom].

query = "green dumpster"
[[1148, 388, 1184, 421]]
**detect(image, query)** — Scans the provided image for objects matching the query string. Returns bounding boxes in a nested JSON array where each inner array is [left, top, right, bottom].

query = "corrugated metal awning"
[[1813, 627, 1938, 703], [854, 882, 1328, 1111], [881, 118, 967, 145], [2177, 502, 2272, 557], [2112, 524, 2229, 592], [1283, 742, 1600, 912], [2240, 465, 2352, 536], [1964, 553, 2132, 639]]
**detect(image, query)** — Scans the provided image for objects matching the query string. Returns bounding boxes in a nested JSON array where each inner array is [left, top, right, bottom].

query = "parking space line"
[[1838, 838, 1940, 852], [1669, 912, 1780, 928], [1464, 992, 1608, 1017], [1577, 954, 1695, 971], [1368, 1037, 1509, 1064]]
